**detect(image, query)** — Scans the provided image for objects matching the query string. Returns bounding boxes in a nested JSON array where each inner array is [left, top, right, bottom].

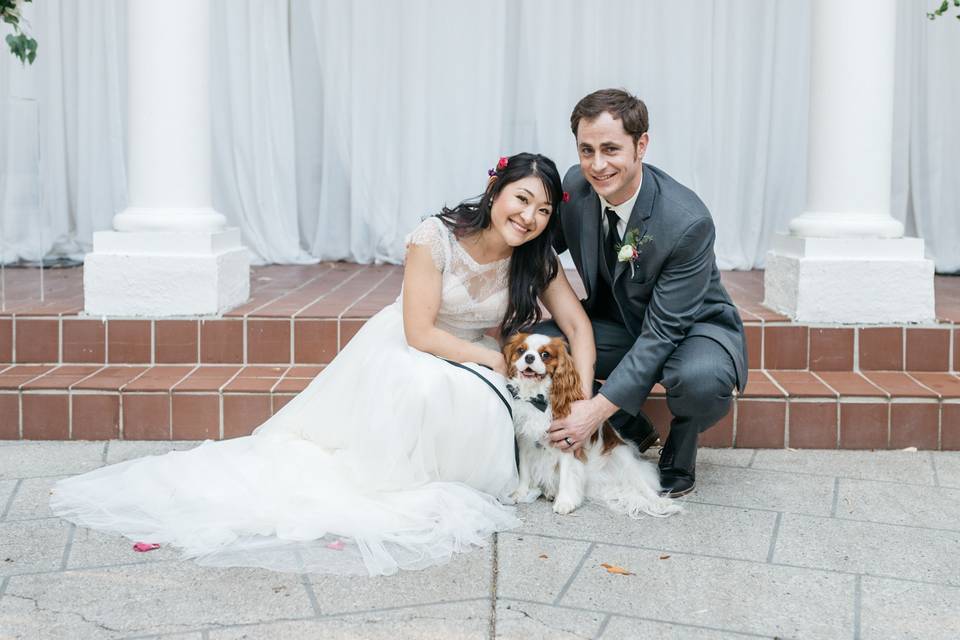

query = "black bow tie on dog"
[[506, 384, 548, 413]]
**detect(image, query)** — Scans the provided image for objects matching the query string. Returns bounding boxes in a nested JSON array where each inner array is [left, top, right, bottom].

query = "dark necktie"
[[604, 207, 621, 275]]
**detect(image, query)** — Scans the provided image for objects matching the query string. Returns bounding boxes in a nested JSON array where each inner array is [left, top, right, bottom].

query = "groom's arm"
[[599, 216, 717, 416]]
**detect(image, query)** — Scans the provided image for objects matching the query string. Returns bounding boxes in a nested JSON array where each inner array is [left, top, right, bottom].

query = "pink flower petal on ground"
[[326, 540, 345, 551], [133, 542, 161, 552]]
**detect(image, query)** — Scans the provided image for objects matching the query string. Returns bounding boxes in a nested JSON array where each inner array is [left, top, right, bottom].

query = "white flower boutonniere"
[[616, 228, 653, 277]]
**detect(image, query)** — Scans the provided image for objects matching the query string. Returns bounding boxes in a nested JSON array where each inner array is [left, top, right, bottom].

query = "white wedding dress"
[[51, 217, 521, 576]]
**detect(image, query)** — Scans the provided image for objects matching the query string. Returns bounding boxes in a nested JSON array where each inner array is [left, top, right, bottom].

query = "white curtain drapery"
[[1, 0, 957, 272]]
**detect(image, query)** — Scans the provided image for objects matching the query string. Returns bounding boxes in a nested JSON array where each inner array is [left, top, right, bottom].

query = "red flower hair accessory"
[[562, 192, 570, 203], [497, 156, 509, 170]]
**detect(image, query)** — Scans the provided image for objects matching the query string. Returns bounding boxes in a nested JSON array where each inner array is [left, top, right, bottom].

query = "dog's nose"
[[524, 354, 535, 364]]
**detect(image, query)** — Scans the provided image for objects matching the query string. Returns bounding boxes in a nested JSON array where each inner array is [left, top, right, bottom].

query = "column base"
[[763, 233, 936, 324], [83, 229, 250, 317]]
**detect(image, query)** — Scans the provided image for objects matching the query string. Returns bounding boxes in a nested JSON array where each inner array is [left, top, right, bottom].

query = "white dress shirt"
[[598, 172, 643, 240]]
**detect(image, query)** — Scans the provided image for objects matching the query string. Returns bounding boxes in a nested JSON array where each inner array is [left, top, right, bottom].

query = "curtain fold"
[[0, 0, 957, 272]]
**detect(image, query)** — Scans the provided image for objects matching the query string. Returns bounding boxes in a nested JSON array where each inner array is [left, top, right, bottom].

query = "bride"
[[50, 152, 599, 576]]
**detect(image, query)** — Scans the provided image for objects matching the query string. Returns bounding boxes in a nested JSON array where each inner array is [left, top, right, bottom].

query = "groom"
[[542, 88, 747, 497]]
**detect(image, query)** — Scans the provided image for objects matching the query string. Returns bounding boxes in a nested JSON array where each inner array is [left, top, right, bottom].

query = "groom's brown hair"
[[570, 89, 649, 145]]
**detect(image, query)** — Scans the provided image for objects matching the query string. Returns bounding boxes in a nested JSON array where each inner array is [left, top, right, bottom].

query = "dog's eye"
[[516, 347, 525, 356], [540, 351, 550, 360]]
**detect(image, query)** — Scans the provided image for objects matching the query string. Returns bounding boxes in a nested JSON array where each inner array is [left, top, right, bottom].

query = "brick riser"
[[1, 316, 958, 372], [1, 364, 958, 450]]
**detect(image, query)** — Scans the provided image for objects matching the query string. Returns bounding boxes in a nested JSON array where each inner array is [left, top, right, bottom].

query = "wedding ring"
[[564, 437, 573, 446]]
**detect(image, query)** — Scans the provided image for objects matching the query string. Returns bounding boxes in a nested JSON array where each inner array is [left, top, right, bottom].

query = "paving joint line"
[[594, 613, 612, 639], [60, 522, 76, 570], [766, 512, 782, 563], [930, 450, 941, 487], [0, 576, 8, 600], [0, 478, 22, 520], [746, 449, 758, 467], [552, 541, 595, 606], [853, 574, 862, 640], [300, 573, 322, 617], [831, 477, 841, 516], [488, 532, 499, 640], [100, 441, 109, 465]]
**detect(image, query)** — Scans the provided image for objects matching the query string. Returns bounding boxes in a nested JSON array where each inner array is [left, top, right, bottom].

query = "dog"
[[502, 333, 681, 518]]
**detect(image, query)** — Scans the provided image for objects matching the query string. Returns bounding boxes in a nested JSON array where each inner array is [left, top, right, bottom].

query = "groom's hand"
[[548, 395, 619, 453]]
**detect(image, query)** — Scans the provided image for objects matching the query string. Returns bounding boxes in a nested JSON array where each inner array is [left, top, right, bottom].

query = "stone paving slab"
[[307, 547, 492, 616], [560, 544, 855, 639], [495, 599, 606, 639], [496, 533, 593, 604], [66, 527, 184, 571], [773, 513, 960, 586], [860, 576, 960, 640], [3, 475, 66, 521], [0, 442, 105, 480], [686, 463, 835, 516], [208, 602, 490, 640], [751, 449, 937, 485], [514, 499, 777, 562], [835, 478, 960, 530], [104, 441, 201, 465], [0, 518, 72, 577], [1, 442, 960, 639], [934, 452, 960, 488], [0, 562, 316, 639]]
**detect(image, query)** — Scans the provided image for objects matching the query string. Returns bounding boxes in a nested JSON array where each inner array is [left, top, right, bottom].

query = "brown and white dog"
[[502, 333, 681, 517]]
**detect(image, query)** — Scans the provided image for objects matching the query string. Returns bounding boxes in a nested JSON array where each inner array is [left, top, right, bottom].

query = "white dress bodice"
[[402, 216, 510, 342]]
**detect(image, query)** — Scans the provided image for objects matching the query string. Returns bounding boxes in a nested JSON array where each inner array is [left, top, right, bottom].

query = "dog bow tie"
[[506, 384, 548, 413]]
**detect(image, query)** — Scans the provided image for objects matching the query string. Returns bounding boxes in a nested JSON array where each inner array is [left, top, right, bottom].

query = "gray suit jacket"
[[557, 163, 748, 416]]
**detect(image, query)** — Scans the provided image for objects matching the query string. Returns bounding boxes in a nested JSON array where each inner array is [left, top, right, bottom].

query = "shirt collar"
[[598, 170, 643, 225]]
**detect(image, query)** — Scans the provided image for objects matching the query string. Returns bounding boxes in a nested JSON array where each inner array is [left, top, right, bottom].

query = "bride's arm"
[[540, 264, 596, 399], [402, 244, 506, 374]]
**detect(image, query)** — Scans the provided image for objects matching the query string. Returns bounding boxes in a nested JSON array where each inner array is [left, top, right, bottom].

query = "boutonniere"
[[616, 229, 653, 277]]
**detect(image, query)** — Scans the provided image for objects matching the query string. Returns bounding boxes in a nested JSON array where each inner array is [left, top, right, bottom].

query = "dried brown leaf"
[[600, 562, 634, 576]]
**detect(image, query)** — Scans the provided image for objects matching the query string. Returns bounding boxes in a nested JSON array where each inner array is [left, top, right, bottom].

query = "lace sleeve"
[[405, 217, 448, 272]]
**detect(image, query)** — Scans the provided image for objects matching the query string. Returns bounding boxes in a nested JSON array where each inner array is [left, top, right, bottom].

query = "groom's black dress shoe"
[[658, 468, 696, 498], [657, 421, 699, 498], [610, 410, 659, 454]]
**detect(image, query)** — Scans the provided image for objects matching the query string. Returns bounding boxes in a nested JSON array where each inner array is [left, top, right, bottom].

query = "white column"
[[113, 0, 224, 233], [84, 0, 249, 317], [763, 0, 934, 323]]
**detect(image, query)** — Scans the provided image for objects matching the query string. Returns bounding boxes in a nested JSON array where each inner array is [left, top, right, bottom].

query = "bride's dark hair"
[[437, 152, 563, 339]]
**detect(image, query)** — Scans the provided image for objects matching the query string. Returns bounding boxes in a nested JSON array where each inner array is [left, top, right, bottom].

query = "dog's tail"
[[592, 446, 683, 518]]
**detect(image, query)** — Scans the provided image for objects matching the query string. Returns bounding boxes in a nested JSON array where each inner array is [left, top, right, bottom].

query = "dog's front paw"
[[509, 486, 540, 504], [552, 497, 581, 515]]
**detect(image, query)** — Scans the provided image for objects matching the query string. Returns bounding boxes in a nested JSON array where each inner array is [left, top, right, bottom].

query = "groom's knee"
[[664, 361, 733, 422]]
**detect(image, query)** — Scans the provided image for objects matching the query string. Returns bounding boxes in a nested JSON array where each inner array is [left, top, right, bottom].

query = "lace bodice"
[[401, 216, 510, 341]]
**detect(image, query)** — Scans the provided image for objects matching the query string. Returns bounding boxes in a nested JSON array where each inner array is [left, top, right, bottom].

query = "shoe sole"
[[661, 484, 695, 499]]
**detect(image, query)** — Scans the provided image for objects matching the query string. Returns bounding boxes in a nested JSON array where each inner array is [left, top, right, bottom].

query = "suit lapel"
[[578, 188, 601, 298], [613, 164, 656, 284]]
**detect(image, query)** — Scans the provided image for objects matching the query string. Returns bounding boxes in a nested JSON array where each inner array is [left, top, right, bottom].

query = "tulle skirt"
[[51, 304, 519, 576]]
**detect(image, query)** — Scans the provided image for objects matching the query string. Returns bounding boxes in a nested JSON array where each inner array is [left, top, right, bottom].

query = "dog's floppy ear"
[[549, 337, 583, 419], [501, 332, 528, 378]]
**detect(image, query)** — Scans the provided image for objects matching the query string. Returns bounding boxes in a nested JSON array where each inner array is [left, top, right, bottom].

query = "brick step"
[[2, 266, 957, 371], [2, 364, 958, 450], [2, 314, 958, 372]]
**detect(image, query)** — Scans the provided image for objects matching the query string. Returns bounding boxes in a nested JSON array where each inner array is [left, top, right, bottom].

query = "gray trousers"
[[531, 317, 737, 470]]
